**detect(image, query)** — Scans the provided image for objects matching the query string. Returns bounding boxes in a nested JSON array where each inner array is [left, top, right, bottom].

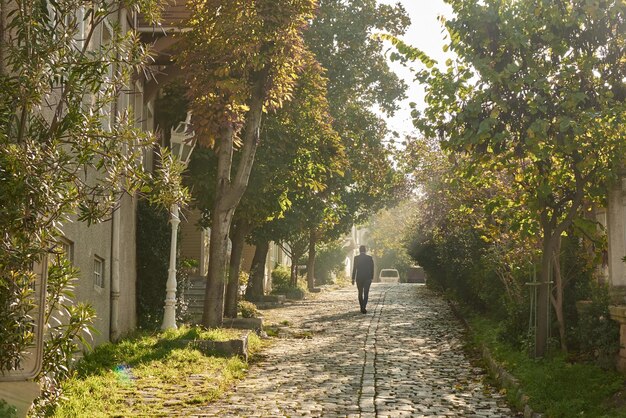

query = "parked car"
[[406, 266, 426, 283], [378, 269, 400, 283]]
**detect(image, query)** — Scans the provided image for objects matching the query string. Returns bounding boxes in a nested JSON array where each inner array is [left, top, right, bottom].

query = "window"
[[94, 256, 105, 288], [55, 237, 74, 264]]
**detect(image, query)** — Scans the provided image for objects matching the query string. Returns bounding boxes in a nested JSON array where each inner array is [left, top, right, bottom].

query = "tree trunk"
[[201, 68, 268, 327], [535, 226, 555, 358], [203, 205, 233, 327], [245, 240, 269, 301], [550, 237, 567, 352], [290, 262, 298, 287], [306, 229, 317, 291], [224, 220, 249, 318], [534, 171, 585, 357]]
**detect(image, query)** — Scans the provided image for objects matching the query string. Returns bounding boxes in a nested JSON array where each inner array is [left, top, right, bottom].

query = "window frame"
[[93, 255, 105, 289]]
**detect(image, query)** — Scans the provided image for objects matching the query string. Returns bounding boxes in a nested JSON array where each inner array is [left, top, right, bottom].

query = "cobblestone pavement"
[[187, 284, 517, 417]]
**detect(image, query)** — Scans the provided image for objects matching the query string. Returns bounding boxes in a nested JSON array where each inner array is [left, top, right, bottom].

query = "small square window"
[[94, 256, 105, 288]]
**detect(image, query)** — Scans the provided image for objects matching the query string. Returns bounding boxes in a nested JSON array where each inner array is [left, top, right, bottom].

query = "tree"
[[180, 0, 317, 326], [241, 53, 345, 298], [295, 0, 411, 287], [366, 199, 416, 278], [187, 52, 343, 307], [403, 0, 626, 357], [0, 0, 177, 407]]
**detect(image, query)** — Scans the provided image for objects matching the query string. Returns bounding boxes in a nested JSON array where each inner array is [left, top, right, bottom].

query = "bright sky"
[[377, 0, 453, 139]]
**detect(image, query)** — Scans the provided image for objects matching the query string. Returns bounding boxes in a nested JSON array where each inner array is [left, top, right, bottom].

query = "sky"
[[377, 0, 453, 139]]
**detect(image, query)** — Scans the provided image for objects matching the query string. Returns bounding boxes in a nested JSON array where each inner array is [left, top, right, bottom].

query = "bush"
[[498, 297, 532, 351], [282, 285, 306, 300], [237, 301, 259, 318], [176, 258, 198, 325], [0, 400, 17, 418], [136, 200, 171, 329], [575, 283, 620, 368], [32, 257, 96, 416], [270, 265, 292, 294], [270, 265, 307, 299], [239, 271, 250, 288], [314, 241, 347, 285]]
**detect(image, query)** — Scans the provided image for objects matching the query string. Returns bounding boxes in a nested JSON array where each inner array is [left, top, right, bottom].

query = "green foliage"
[[471, 316, 625, 417], [284, 286, 307, 300], [264, 0, 412, 258], [239, 271, 250, 287], [313, 240, 347, 285], [145, 147, 192, 210], [398, 0, 626, 355], [32, 257, 96, 416], [270, 265, 292, 294], [0, 269, 36, 371], [270, 265, 306, 299], [0, 400, 17, 418], [136, 200, 171, 329], [0, 0, 169, 376], [237, 301, 259, 319], [306, 0, 410, 115], [575, 284, 620, 369], [177, 258, 199, 325]]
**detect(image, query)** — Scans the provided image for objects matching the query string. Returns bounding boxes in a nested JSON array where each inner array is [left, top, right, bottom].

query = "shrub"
[[282, 284, 306, 300], [575, 283, 620, 368], [239, 271, 250, 287], [0, 400, 17, 418], [270, 265, 292, 294], [314, 241, 347, 285], [176, 258, 198, 325], [136, 200, 171, 329], [237, 301, 259, 318], [32, 257, 96, 416]]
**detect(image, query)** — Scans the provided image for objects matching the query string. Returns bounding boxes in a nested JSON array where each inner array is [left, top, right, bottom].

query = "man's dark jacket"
[[352, 253, 374, 283]]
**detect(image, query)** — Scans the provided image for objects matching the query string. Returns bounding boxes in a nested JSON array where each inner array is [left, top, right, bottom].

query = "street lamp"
[[161, 112, 195, 331]]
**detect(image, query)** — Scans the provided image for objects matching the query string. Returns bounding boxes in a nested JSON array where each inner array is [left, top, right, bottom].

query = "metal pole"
[[162, 203, 180, 330]]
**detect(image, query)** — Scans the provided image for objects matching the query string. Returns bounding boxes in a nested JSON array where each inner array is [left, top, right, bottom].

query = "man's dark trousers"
[[356, 279, 371, 312]]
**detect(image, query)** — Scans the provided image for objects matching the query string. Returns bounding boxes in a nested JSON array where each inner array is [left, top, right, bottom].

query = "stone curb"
[[223, 317, 264, 333], [448, 302, 544, 418], [178, 332, 250, 361]]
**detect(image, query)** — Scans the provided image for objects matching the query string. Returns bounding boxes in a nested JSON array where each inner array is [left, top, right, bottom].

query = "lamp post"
[[161, 112, 195, 330]]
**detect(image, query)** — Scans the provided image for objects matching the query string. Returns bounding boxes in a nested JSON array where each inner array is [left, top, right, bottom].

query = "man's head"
[[359, 245, 367, 254]]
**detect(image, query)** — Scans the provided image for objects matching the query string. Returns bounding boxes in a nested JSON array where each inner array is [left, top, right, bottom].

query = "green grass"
[[470, 316, 626, 418], [53, 326, 265, 417]]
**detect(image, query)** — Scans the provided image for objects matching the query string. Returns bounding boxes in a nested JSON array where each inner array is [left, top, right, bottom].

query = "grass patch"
[[470, 316, 626, 417], [265, 327, 280, 337], [53, 326, 261, 417]]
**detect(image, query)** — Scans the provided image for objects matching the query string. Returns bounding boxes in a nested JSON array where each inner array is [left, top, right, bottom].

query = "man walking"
[[352, 245, 374, 313]]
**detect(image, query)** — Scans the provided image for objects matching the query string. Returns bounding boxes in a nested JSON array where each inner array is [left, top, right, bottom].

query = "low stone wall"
[[178, 332, 250, 361], [223, 317, 263, 333]]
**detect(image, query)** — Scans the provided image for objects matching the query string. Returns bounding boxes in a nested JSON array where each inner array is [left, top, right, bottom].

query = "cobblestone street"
[[188, 284, 516, 417]]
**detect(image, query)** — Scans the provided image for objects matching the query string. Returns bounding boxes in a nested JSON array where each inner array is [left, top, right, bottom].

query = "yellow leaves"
[[179, 0, 317, 136], [213, 67, 230, 78]]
